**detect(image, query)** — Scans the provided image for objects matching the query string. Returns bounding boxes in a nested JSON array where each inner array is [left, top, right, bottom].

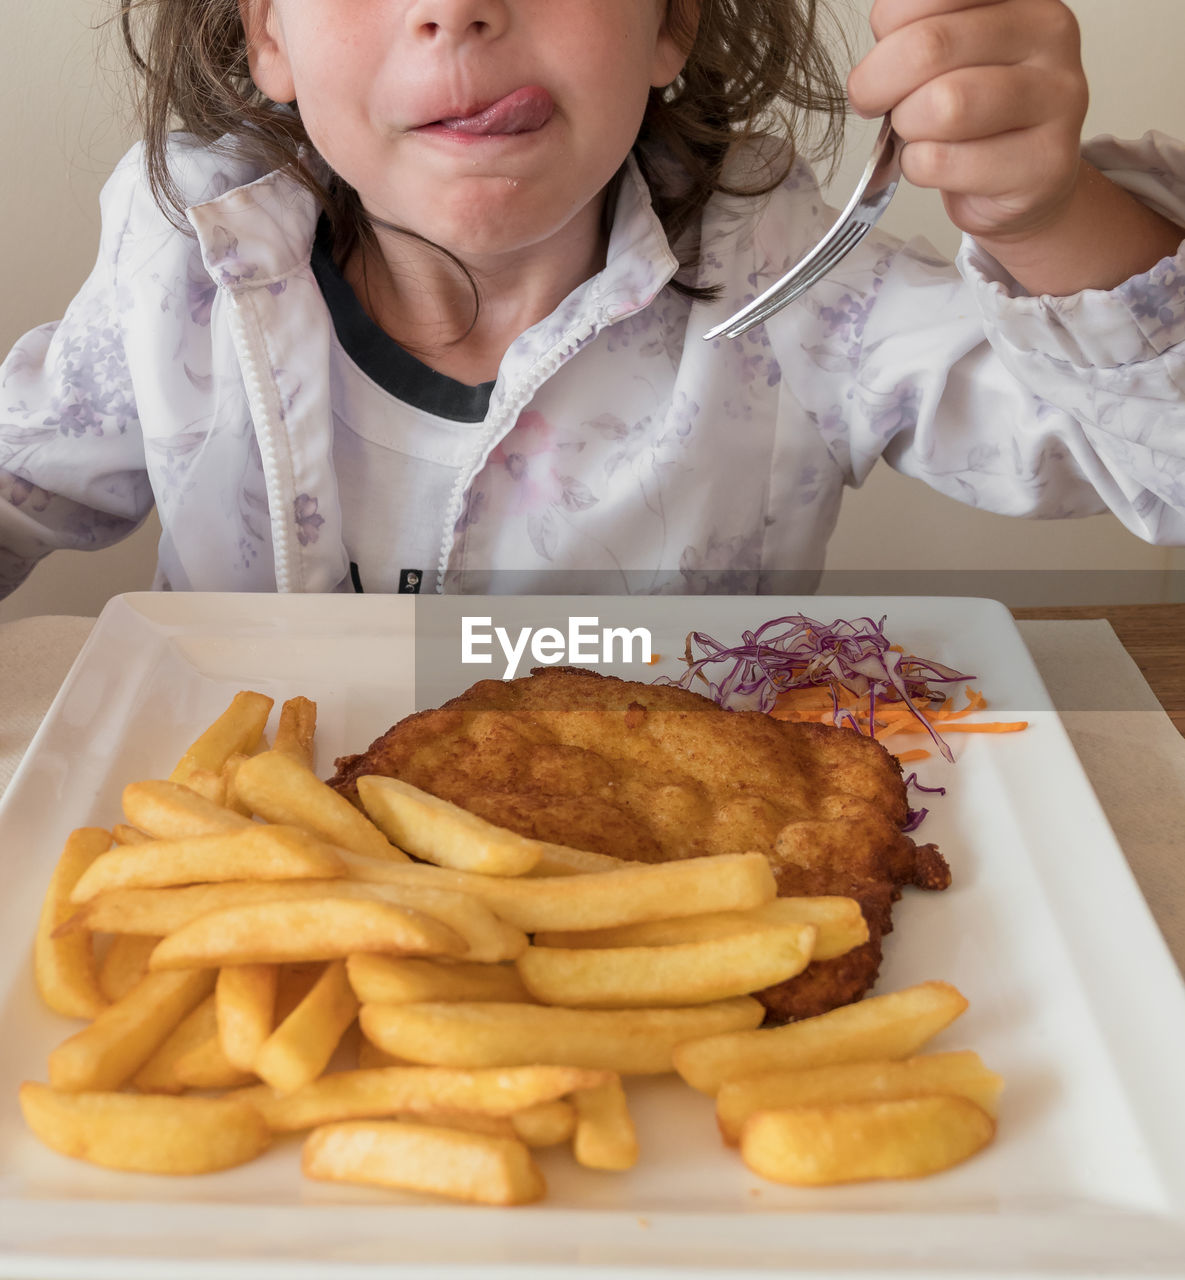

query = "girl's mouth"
[[429, 86, 554, 137]]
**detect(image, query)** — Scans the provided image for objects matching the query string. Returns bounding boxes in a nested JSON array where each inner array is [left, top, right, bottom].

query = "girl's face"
[[242, 0, 689, 268]]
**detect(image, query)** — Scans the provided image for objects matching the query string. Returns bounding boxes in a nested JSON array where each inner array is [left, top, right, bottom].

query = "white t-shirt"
[[329, 350, 484, 593], [313, 224, 495, 593]]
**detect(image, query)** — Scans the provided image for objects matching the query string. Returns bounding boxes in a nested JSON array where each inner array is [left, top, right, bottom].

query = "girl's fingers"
[[868, 0, 1004, 44], [849, 0, 1081, 119], [850, 11, 1028, 118], [889, 65, 1086, 146], [855, 0, 1087, 240], [898, 127, 1076, 203]]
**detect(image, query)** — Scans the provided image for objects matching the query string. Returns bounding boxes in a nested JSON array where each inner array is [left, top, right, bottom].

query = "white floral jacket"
[[1, 132, 1184, 598]]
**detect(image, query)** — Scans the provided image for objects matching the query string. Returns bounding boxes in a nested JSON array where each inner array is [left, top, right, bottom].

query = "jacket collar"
[[186, 166, 321, 289]]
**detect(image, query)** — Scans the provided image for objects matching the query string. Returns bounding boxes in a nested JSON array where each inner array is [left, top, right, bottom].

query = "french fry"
[[356, 775, 542, 876], [516, 924, 816, 1008], [740, 1096, 995, 1185], [174, 1033, 257, 1091], [535, 895, 868, 962], [302, 1120, 546, 1205], [253, 959, 359, 1094], [34, 827, 111, 1019], [132, 995, 254, 1093], [511, 1099, 577, 1147], [359, 998, 765, 1074], [69, 825, 346, 904], [216, 964, 279, 1072], [319, 876, 530, 963], [346, 955, 534, 1005], [111, 824, 153, 845], [48, 968, 215, 1092], [97, 933, 160, 1003], [121, 778, 251, 840], [169, 690, 274, 789], [388, 1110, 518, 1139], [673, 981, 970, 1095], [177, 767, 228, 806], [715, 1051, 1004, 1144], [334, 881, 528, 964], [69, 878, 526, 962], [148, 898, 467, 970], [383, 883, 529, 964], [339, 850, 777, 933], [751, 897, 868, 960], [133, 995, 220, 1094], [528, 844, 625, 876], [19, 1082, 271, 1175], [238, 1063, 609, 1132], [235, 751, 406, 862], [274, 696, 318, 767], [571, 1076, 638, 1171], [221, 752, 255, 817], [66, 881, 347, 937]]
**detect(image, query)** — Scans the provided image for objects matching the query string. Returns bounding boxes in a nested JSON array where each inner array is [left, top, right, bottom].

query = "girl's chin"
[[373, 189, 598, 266]]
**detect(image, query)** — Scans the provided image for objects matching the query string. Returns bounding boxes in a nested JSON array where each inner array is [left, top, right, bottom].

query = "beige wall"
[[0, 0, 1182, 621]]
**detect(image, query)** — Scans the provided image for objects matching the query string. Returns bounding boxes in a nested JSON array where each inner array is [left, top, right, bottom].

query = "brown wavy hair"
[[120, 0, 849, 296]]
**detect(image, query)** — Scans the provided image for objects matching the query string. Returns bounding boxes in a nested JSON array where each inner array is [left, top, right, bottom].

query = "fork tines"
[[704, 220, 872, 342], [703, 116, 901, 342]]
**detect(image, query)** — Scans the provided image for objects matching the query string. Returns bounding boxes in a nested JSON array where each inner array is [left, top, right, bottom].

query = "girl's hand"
[[847, 0, 1088, 244]]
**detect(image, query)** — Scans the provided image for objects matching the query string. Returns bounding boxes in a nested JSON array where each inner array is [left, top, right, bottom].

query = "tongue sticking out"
[[438, 86, 554, 135]]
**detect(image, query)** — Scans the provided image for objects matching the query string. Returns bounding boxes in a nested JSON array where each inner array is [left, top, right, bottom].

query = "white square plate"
[[2, 593, 1184, 1279]]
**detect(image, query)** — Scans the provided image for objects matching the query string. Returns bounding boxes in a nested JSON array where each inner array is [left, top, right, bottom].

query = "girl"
[[0, 0, 1182, 599]]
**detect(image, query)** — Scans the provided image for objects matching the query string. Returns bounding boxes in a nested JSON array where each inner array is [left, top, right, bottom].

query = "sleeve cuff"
[[957, 131, 1185, 369]]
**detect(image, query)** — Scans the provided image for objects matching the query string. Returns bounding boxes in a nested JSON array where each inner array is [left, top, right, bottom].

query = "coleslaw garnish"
[[663, 613, 1026, 765]]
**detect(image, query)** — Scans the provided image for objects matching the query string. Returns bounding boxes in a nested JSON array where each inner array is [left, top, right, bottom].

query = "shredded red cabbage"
[[661, 613, 973, 764], [659, 614, 971, 832], [903, 771, 949, 795], [902, 808, 929, 834], [902, 771, 948, 832]]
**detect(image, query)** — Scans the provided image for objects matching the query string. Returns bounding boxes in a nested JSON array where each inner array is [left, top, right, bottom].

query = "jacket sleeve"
[[0, 146, 154, 599], [763, 131, 1185, 545]]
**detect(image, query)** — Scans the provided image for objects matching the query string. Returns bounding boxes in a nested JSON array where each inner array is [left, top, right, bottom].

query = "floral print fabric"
[[1, 131, 1184, 599]]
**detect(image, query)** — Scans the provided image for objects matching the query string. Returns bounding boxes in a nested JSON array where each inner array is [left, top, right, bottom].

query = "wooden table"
[[1013, 602, 1185, 735]]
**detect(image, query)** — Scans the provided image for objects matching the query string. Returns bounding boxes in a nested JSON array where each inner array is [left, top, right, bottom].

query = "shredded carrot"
[[769, 683, 1028, 761], [916, 720, 1029, 734]]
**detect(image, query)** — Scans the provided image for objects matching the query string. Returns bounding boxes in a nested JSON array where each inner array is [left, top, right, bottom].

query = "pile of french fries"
[[22, 689, 1002, 1204]]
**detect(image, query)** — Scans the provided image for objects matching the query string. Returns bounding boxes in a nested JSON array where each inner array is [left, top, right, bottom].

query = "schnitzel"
[[329, 667, 949, 1022]]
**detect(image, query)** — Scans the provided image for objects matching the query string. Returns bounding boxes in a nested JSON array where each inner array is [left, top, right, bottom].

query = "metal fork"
[[704, 116, 902, 341]]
